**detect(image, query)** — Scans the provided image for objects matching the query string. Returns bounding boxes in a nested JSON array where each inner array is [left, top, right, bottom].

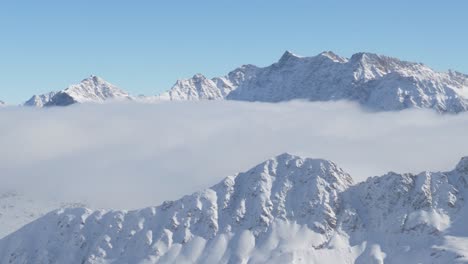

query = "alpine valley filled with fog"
[[2, 1, 468, 263], [2, 50, 468, 263]]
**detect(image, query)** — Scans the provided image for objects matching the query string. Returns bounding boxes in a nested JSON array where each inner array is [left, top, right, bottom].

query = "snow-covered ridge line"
[[21, 51, 468, 112], [159, 50, 468, 112], [227, 51, 468, 112], [2, 153, 468, 263]]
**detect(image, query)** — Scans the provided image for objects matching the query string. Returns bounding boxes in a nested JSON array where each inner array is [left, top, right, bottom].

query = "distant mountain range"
[[12, 51, 468, 112], [2, 153, 468, 263]]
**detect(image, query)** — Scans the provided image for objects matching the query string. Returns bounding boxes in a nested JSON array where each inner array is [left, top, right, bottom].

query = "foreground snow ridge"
[[2, 153, 468, 263]]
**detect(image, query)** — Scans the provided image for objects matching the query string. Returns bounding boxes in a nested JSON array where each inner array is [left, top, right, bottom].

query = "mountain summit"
[[2, 154, 468, 263], [24, 76, 132, 107]]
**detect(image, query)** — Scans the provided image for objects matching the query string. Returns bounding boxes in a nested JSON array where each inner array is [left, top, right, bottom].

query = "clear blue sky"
[[1, 0, 467, 103]]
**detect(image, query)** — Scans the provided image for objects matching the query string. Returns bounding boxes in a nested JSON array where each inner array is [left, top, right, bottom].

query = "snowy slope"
[[158, 65, 258, 101], [24, 76, 132, 107], [2, 153, 468, 263], [0, 191, 87, 238], [227, 51, 468, 112]]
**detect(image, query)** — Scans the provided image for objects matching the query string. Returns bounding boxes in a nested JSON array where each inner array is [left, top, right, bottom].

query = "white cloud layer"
[[0, 101, 467, 209]]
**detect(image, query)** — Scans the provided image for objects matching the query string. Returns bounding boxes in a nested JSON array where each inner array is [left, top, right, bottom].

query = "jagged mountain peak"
[[191, 73, 208, 81], [171, 74, 209, 87], [46, 76, 131, 107], [61, 75, 123, 96], [349, 51, 409, 64], [247, 152, 353, 189], [455, 156, 468, 173], [278, 50, 302, 64], [81, 74, 107, 84], [349, 52, 408, 70], [236, 64, 257, 70], [348, 52, 428, 76], [22, 74, 138, 107], [350, 51, 381, 61], [281, 50, 300, 58], [24, 91, 58, 107], [24, 75, 132, 107], [159, 64, 259, 101], [84, 74, 99, 80], [318, 50, 347, 63], [48, 75, 132, 106], [160, 73, 224, 101], [68, 75, 117, 89]]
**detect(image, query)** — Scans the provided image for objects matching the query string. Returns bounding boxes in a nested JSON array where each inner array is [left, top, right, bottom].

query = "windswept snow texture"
[[2, 153, 468, 263], [25, 76, 132, 107]]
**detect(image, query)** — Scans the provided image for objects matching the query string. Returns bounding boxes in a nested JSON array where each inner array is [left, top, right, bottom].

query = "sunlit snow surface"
[[2, 153, 468, 263]]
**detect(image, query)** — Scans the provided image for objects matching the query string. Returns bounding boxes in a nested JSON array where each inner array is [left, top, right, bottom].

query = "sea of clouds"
[[1, 100, 467, 209]]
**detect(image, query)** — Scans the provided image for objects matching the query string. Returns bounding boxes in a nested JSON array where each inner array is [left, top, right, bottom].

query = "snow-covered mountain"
[[2, 153, 468, 263], [24, 76, 132, 107], [158, 65, 258, 101], [227, 51, 468, 112], [0, 100, 5, 107], [24, 92, 58, 107], [154, 51, 468, 112]]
